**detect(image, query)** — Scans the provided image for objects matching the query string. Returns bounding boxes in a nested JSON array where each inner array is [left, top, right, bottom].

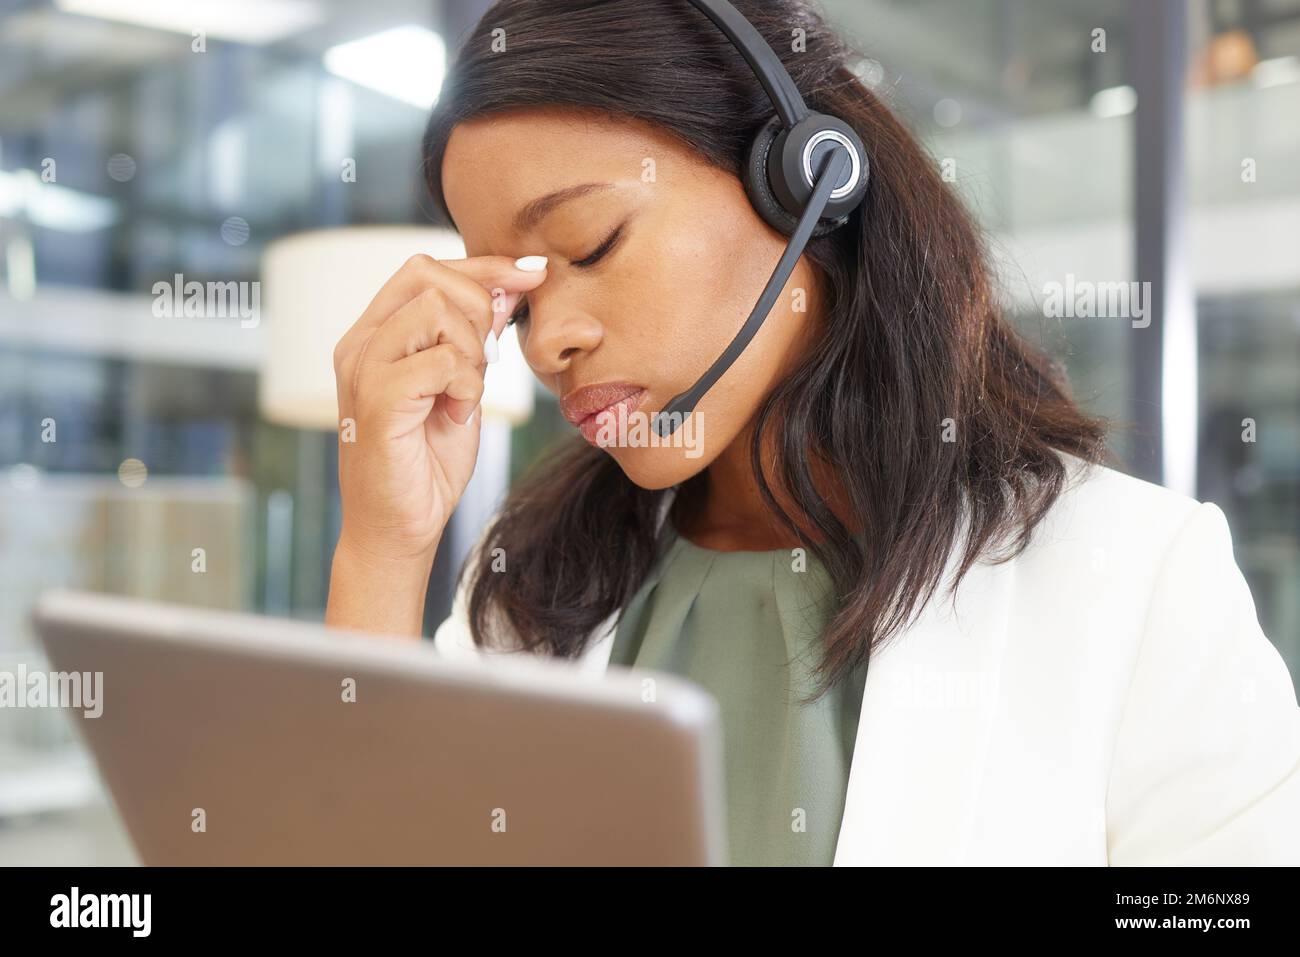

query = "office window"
[[1187, 0, 1300, 667]]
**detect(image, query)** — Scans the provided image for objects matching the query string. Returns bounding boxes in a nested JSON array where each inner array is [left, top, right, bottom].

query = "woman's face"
[[442, 108, 824, 490]]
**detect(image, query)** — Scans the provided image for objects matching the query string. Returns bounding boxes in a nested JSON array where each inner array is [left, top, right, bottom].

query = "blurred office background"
[[0, 0, 1296, 863]]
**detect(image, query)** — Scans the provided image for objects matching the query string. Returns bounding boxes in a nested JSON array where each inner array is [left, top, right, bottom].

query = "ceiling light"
[[1090, 84, 1137, 119], [0, 170, 118, 233], [55, 0, 323, 45], [324, 26, 446, 110]]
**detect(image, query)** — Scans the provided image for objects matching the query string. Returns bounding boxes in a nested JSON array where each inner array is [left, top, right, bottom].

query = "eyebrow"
[[513, 182, 614, 233]]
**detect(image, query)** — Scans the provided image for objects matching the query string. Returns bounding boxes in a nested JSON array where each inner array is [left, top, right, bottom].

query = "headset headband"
[[685, 0, 808, 128]]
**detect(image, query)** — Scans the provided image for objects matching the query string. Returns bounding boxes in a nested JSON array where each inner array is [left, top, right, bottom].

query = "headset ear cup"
[[743, 117, 798, 235], [743, 116, 852, 238]]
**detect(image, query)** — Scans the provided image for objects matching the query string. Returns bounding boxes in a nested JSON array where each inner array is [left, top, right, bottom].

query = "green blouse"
[[608, 522, 868, 867]]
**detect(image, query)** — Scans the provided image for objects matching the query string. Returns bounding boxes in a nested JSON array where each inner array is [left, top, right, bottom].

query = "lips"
[[560, 382, 646, 427]]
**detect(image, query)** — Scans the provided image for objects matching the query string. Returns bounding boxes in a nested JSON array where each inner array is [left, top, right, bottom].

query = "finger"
[[491, 290, 522, 331], [338, 263, 489, 404], [363, 286, 487, 367], [347, 254, 546, 348], [335, 254, 544, 407], [387, 344, 487, 426], [437, 255, 549, 298], [432, 256, 546, 345]]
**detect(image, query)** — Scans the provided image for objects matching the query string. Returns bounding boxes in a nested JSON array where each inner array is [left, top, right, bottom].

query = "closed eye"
[[507, 223, 626, 327], [570, 223, 624, 268]]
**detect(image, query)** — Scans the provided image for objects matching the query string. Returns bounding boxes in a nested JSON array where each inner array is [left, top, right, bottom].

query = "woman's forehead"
[[441, 111, 697, 243]]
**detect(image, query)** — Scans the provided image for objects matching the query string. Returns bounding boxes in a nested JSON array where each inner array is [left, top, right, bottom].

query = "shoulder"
[[1001, 453, 1300, 864], [1035, 453, 1202, 555], [1006, 452, 1230, 597], [989, 451, 1284, 660], [995, 452, 1267, 657]]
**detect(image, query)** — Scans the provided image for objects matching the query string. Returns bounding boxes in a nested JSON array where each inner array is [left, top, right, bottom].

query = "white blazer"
[[434, 457, 1300, 865]]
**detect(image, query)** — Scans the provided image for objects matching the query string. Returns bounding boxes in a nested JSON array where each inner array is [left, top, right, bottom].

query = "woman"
[[325, 0, 1300, 866]]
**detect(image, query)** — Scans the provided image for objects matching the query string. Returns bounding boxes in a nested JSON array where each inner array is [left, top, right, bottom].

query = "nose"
[[519, 291, 604, 376]]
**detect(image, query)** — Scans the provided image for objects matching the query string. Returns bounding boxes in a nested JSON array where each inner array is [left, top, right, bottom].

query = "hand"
[[331, 253, 547, 564]]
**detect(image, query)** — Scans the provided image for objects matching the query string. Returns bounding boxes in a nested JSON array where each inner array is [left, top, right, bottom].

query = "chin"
[[602, 445, 714, 490]]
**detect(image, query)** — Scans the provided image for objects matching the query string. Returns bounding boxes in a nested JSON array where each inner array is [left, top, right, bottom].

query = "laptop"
[[31, 588, 727, 866]]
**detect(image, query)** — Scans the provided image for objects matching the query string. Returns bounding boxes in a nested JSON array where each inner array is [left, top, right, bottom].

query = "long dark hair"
[[421, 0, 1107, 694]]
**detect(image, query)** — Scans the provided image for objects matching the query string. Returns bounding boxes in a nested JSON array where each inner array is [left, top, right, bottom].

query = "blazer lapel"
[[831, 549, 1016, 865]]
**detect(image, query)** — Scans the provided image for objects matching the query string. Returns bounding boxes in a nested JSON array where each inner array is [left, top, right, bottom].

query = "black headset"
[[652, 0, 870, 437]]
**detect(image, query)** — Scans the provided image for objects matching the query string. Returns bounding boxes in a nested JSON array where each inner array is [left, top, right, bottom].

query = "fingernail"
[[484, 329, 500, 364], [515, 256, 548, 272]]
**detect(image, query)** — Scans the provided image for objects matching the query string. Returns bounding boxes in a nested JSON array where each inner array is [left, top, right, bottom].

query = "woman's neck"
[[671, 419, 860, 552]]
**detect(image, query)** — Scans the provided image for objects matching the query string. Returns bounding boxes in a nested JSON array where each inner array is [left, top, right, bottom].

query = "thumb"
[[439, 255, 549, 296], [488, 290, 521, 338]]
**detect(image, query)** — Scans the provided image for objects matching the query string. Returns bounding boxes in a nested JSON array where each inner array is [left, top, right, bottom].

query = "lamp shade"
[[258, 225, 535, 430]]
